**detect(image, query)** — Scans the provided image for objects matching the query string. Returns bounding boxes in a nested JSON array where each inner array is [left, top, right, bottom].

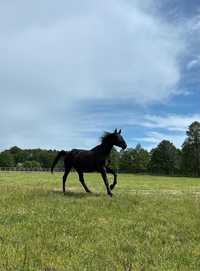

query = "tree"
[[132, 144, 150, 173], [119, 145, 150, 173], [0, 146, 64, 170], [182, 121, 200, 176], [9, 146, 25, 164], [109, 147, 120, 170], [119, 148, 134, 172], [22, 160, 41, 169], [0, 151, 15, 167], [149, 140, 180, 175]]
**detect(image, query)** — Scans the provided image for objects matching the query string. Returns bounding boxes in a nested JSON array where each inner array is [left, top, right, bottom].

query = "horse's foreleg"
[[100, 167, 113, 197], [78, 172, 91, 193], [106, 166, 117, 191], [63, 169, 70, 194]]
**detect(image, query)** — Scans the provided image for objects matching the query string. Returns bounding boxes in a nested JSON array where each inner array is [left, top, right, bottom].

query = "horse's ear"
[[114, 128, 117, 134], [118, 129, 121, 134]]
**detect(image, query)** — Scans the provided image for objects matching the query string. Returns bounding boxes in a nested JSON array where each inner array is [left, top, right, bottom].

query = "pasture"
[[0, 172, 200, 271]]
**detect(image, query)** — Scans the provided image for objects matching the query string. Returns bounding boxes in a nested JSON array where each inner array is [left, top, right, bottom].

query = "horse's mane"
[[101, 132, 113, 144]]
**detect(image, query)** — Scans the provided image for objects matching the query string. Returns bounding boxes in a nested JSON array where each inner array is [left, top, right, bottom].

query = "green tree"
[[119, 148, 134, 172], [132, 144, 150, 173], [109, 148, 120, 170], [0, 151, 15, 167], [182, 121, 200, 176], [23, 160, 41, 169], [119, 145, 150, 173], [9, 146, 25, 164], [149, 140, 180, 175], [1, 146, 63, 170]]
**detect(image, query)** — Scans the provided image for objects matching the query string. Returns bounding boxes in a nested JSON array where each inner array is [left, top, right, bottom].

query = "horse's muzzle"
[[122, 143, 127, 150]]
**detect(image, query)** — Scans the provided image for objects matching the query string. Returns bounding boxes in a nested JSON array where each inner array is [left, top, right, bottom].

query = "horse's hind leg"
[[106, 166, 117, 191], [78, 172, 91, 193], [100, 167, 112, 197]]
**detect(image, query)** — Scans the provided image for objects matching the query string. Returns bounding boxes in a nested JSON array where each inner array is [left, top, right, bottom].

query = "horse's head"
[[101, 129, 127, 150], [112, 129, 127, 150], [111, 129, 127, 150]]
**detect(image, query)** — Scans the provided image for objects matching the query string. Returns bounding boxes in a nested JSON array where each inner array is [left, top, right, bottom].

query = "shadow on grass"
[[51, 189, 101, 198]]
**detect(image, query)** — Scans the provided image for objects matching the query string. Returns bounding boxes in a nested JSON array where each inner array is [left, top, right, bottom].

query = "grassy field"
[[0, 172, 200, 271]]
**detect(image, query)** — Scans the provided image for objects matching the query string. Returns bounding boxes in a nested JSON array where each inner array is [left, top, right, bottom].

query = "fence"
[[0, 167, 149, 174], [0, 167, 63, 173]]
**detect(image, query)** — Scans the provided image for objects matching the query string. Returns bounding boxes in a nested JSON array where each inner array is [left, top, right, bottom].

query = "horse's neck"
[[92, 142, 113, 158]]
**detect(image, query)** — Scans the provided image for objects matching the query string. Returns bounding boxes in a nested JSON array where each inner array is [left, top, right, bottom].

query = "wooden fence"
[[0, 167, 63, 173]]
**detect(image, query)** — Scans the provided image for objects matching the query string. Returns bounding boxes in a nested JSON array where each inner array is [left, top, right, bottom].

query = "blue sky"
[[0, 0, 200, 151]]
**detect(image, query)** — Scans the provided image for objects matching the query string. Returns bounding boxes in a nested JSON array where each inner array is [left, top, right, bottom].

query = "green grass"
[[0, 172, 200, 271]]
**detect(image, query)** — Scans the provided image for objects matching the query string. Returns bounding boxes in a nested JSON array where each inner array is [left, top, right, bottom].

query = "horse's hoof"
[[108, 192, 113, 197]]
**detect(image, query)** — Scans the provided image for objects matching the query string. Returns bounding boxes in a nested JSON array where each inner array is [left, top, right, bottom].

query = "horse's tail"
[[51, 150, 66, 174]]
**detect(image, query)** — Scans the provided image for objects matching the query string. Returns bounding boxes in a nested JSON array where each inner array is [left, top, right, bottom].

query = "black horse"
[[51, 129, 127, 197]]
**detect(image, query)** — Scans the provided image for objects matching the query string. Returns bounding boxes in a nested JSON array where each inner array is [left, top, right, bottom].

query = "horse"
[[51, 129, 127, 197]]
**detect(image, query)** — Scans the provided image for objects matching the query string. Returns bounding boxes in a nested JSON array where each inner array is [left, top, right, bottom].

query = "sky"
[[0, 0, 200, 151]]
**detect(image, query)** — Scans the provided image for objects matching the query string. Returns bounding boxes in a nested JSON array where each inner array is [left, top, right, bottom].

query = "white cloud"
[[187, 56, 200, 70], [185, 10, 200, 72], [129, 113, 200, 149], [0, 0, 184, 105], [142, 114, 200, 132], [190, 11, 200, 32], [0, 0, 190, 150], [132, 131, 185, 149]]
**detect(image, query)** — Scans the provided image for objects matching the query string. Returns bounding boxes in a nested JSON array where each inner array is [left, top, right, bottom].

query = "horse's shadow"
[[51, 189, 101, 199]]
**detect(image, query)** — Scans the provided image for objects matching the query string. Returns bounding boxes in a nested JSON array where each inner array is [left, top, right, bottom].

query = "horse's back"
[[70, 148, 100, 172]]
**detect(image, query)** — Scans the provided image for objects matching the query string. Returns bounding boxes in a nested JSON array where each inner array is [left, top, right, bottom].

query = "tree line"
[[0, 121, 200, 177]]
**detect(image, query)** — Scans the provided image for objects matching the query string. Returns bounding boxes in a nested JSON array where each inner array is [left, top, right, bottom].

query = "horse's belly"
[[74, 163, 96, 172], [73, 159, 96, 172]]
